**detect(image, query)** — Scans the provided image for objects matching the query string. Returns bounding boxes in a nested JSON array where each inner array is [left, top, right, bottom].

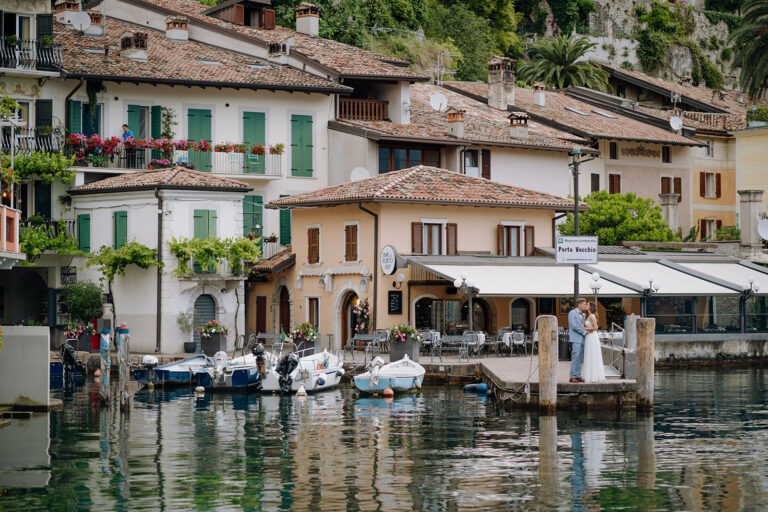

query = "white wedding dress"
[[582, 320, 606, 383]]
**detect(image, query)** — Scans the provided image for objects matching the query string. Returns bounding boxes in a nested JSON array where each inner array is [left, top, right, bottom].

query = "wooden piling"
[[636, 318, 655, 410], [537, 315, 558, 412]]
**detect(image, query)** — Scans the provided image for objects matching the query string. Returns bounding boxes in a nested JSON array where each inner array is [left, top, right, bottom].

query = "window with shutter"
[[291, 115, 313, 177], [36, 14, 55, 71], [67, 99, 82, 134], [279, 195, 291, 244], [609, 174, 621, 194], [243, 111, 266, 174], [662, 146, 671, 163], [188, 108, 212, 172], [661, 177, 671, 194], [497, 225, 504, 255], [243, 195, 263, 239], [609, 142, 618, 160], [716, 219, 723, 232], [499, 225, 520, 256], [308, 297, 319, 328], [411, 222, 423, 254], [423, 223, 442, 255], [700, 219, 708, 240], [591, 173, 600, 193], [113, 210, 127, 249], [716, 173, 722, 198], [446, 223, 457, 255], [307, 227, 319, 263], [77, 214, 90, 253], [700, 172, 707, 197], [674, 177, 682, 203], [481, 149, 491, 180], [525, 225, 535, 256], [344, 224, 358, 262]]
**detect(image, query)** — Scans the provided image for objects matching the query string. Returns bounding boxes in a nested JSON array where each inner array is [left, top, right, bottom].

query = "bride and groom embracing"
[[568, 298, 605, 383]]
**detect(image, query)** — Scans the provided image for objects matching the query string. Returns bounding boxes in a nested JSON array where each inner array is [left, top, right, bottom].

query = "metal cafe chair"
[[373, 329, 390, 354], [458, 335, 470, 363], [511, 331, 527, 356]]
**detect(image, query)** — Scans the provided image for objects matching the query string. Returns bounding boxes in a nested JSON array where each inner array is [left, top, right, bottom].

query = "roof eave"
[[69, 184, 253, 195], [339, 73, 429, 83], [266, 197, 585, 210]]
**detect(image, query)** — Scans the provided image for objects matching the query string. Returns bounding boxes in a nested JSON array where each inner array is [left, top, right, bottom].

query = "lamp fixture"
[[392, 272, 406, 289]]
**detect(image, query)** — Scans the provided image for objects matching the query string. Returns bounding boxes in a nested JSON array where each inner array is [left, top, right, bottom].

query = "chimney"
[[295, 2, 320, 37], [165, 16, 189, 41], [120, 31, 148, 61], [268, 37, 293, 65], [533, 82, 546, 108], [487, 56, 515, 110], [509, 113, 529, 140], [738, 190, 765, 252], [658, 193, 679, 232], [446, 107, 465, 138]]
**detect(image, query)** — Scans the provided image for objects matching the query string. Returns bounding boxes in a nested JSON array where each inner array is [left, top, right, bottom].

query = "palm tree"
[[730, 0, 768, 100], [518, 34, 608, 91]]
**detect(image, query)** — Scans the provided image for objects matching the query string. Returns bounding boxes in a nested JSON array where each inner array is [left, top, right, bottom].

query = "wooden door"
[[278, 287, 290, 334], [255, 295, 267, 335]]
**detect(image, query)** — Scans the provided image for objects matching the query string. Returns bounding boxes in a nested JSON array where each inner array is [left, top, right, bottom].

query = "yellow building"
[[246, 165, 584, 349]]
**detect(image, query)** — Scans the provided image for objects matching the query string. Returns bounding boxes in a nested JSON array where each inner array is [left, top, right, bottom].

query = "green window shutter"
[[151, 106, 162, 138], [243, 195, 263, 238], [208, 210, 217, 238], [243, 112, 266, 174], [67, 100, 81, 133], [188, 108, 212, 172], [279, 195, 291, 245], [113, 211, 127, 249], [127, 104, 141, 135], [35, 99, 53, 128], [193, 209, 209, 239], [36, 14, 54, 39], [290, 115, 313, 177], [78, 214, 91, 253]]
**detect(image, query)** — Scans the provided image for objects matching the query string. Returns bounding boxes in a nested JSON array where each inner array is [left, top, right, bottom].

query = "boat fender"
[[336, 369, 344, 377], [296, 384, 307, 396], [317, 377, 325, 386], [383, 386, 394, 397], [194, 386, 205, 396], [463, 383, 489, 393], [415, 377, 422, 389]]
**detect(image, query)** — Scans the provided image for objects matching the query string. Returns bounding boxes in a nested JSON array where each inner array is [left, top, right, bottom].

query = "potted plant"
[[193, 140, 211, 152], [251, 144, 266, 155], [65, 321, 96, 350], [5, 35, 18, 47], [198, 319, 229, 356], [292, 321, 318, 354], [177, 312, 197, 353], [389, 323, 423, 362], [40, 35, 53, 48], [213, 142, 232, 153], [264, 233, 278, 243], [148, 158, 171, 169], [269, 143, 285, 155], [64, 280, 104, 351]]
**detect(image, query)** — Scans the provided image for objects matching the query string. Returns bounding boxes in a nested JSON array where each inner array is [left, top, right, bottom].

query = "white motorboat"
[[353, 355, 425, 394]]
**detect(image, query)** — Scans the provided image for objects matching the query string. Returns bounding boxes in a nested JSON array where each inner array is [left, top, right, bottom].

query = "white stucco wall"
[[0, 326, 50, 406], [328, 129, 378, 185], [488, 147, 572, 197]]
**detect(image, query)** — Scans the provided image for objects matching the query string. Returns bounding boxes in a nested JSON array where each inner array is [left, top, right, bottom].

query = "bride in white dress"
[[583, 302, 606, 383]]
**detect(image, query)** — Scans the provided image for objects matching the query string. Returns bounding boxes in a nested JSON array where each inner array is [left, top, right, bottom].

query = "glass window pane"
[[378, 147, 390, 173], [424, 150, 439, 167], [444, 300, 460, 335], [415, 298, 433, 330], [647, 296, 693, 334], [700, 296, 740, 333], [409, 149, 422, 166], [394, 148, 407, 170], [432, 300, 444, 333]]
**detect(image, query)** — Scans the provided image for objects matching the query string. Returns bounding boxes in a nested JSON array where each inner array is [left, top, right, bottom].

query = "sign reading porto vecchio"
[[555, 236, 598, 264]]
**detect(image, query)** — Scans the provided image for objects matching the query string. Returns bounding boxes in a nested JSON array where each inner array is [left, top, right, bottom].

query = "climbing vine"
[[19, 221, 82, 263], [12, 150, 76, 185], [168, 236, 261, 277], [85, 80, 106, 133]]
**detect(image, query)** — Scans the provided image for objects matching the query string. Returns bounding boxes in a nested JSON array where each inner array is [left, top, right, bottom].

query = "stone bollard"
[[636, 318, 655, 410], [624, 314, 637, 350], [537, 315, 558, 412]]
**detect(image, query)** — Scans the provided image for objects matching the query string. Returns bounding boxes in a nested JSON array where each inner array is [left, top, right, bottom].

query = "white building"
[[69, 167, 251, 353]]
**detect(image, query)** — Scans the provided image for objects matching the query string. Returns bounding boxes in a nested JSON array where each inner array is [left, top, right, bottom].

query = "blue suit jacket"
[[568, 308, 586, 345]]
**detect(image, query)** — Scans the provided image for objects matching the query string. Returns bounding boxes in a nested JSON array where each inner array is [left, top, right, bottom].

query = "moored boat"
[[133, 353, 213, 387], [353, 355, 425, 394]]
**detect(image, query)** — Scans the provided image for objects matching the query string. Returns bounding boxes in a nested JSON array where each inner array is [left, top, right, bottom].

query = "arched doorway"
[[340, 291, 359, 348], [278, 286, 291, 334], [510, 298, 532, 331], [461, 298, 490, 333], [193, 294, 216, 346]]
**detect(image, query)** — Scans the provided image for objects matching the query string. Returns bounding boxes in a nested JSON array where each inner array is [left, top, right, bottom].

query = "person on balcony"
[[121, 124, 134, 140]]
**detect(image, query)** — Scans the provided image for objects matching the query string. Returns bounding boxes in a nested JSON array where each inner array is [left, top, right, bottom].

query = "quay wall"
[[0, 326, 50, 407], [655, 334, 768, 364]]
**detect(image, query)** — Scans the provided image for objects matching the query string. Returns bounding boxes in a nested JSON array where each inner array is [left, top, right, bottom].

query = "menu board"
[[388, 291, 402, 315]]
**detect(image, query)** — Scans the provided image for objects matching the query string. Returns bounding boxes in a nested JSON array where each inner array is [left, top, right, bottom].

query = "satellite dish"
[[350, 167, 370, 182], [669, 116, 683, 131], [757, 218, 768, 240], [429, 93, 448, 112], [70, 12, 92, 32]]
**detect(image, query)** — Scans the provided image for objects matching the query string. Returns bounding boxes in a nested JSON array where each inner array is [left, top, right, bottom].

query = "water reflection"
[[0, 368, 767, 510]]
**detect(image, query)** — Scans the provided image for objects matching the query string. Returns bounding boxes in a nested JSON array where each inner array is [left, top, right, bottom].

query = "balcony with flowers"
[[65, 134, 284, 177]]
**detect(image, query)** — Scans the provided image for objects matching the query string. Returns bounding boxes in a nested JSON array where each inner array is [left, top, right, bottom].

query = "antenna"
[[758, 217, 768, 241], [429, 93, 448, 112], [70, 11, 92, 32], [669, 116, 683, 131], [436, 51, 459, 87]]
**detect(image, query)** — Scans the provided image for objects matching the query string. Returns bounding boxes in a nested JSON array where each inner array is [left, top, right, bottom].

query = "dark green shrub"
[[64, 281, 104, 322]]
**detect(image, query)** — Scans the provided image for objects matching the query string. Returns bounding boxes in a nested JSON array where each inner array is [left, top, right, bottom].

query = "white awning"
[[590, 261, 735, 296], [422, 264, 640, 297], [678, 262, 768, 295]]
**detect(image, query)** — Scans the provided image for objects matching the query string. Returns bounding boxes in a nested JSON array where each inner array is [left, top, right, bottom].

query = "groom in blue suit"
[[568, 298, 588, 383]]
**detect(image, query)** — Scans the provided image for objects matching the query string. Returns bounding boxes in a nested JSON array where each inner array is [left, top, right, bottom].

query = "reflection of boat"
[[354, 395, 418, 412], [230, 347, 345, 394], [353, 355, 425, 394], [133, 354, 213, 387]]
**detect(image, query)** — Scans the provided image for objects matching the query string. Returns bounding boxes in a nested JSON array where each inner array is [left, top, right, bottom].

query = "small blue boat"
[[133, 353, 213, 387], [353, 355, 425, 394]]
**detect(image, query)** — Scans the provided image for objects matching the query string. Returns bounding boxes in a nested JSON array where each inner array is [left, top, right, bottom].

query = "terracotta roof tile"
[[444, 81, 702, 146], [331, 83, 593, 153], [69, 167, 251, 194], [56, 17, 348, 93], [632, 105, 746, 134], [268, 165, 585, 210], [133, 0, 426, 81], [251, 249, 296, 273]]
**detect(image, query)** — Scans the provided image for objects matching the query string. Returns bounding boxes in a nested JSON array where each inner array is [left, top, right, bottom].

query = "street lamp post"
[[454, 273, 476, 331], [589, 272, 603, 306], [570, 149, 581, 306], [640, 274, 661, 318], [741, 276, 760, 333]]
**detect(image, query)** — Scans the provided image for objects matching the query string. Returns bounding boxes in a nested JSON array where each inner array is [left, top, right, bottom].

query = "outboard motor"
[[142, 355, 159, 386], [252, 342, 266, 378], [59, 343, 86, 388], [276, 351, 299, 395], [213, 351, 228, 385]]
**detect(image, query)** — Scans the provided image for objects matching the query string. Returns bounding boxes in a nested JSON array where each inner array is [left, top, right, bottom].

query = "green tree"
[[64, 280, 104, 323], [87, 242, 160, 333], [730, 0, 768, 100], [558, 191, 678, 245], [518, 34, 609, 90]]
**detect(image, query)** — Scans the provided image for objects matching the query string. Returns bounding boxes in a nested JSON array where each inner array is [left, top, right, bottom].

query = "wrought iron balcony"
[[0, 39, 63, 72], [0, 127, 62, 154]]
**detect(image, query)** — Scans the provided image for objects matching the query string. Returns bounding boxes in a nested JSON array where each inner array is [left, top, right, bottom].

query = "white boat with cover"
[[353, 355, 425, 394]]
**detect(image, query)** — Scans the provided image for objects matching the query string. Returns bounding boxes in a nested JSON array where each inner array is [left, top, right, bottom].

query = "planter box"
[[201, 332, 226, 356], [390, 337, 420, 362]]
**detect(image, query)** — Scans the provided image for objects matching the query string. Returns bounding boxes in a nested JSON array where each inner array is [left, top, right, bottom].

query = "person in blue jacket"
[[568, 298, 588, 382], [121, 124, 134, 140]]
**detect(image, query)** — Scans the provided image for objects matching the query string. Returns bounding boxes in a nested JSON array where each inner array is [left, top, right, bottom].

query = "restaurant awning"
[[676, 261, 768, 295], [420, 263, 641, 297], [586, 261, 737, 296]]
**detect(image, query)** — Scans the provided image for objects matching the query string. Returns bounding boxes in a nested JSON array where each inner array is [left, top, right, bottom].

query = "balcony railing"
[[1, 205, 21, 254], [0, 39, 63, 72], [338, 98, 389, 121], [20, 218, 77, 239], [0, 127, 62, 154]]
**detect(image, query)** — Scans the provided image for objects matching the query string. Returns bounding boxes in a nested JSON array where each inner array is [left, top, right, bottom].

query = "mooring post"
[[636, 318, 655, 410], [538, 415, 558, 505], [538, 315, 558, 412], [624, 313, 637, 350], [117, 325, 130, 412], [99, 329, 111, 404]]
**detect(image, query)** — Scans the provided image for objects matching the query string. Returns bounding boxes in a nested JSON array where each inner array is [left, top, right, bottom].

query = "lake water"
[[1, 367, 767, 511]]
